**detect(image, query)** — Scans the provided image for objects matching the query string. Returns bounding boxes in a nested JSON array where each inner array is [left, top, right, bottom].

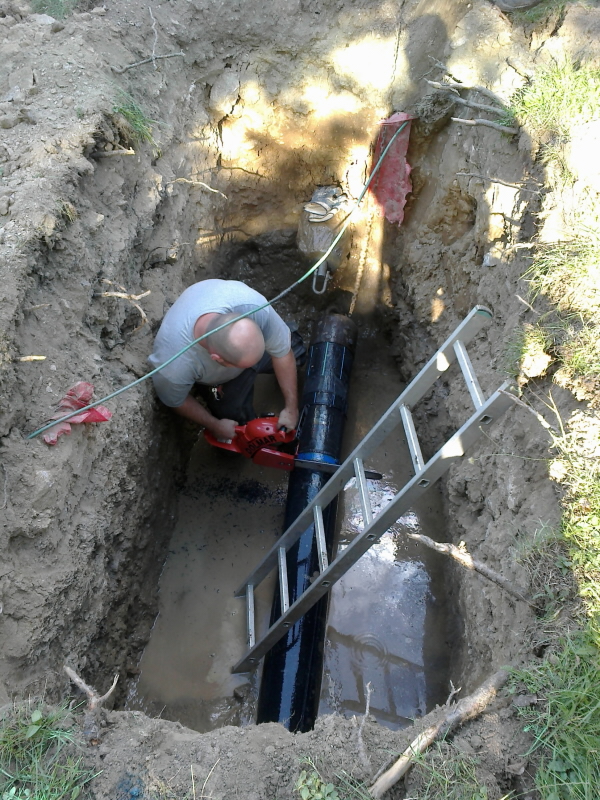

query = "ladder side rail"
[[232, 383, 514, 672], [399, 305, 491, 409], [314, 505, 329, 573], [234, 306, 494, 597], [246, 584, 255, 649], [278, 547, 290, 613]]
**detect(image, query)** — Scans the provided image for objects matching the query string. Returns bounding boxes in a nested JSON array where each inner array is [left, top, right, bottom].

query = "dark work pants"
[[196, 330, 306, 424]]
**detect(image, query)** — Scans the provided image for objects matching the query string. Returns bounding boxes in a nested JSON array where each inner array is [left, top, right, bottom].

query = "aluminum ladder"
[[232, 306, 514, 673]]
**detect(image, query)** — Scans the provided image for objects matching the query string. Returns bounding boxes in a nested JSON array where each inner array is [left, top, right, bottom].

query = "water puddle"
[[318, 333, 452, 729]]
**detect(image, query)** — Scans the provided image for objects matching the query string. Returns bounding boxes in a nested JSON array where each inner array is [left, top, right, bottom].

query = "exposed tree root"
[[369, 668, 509, 798], [406, 532, 534, 606], [64, 666, 119, 745]]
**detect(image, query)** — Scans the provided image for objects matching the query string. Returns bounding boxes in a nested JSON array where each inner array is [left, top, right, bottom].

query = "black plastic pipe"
[[256, 313, 358, 732]]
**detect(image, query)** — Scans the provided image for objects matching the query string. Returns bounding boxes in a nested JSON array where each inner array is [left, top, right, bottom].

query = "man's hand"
[[278, 406, 299, 431], [209, 417, 238, 442], [173, 395, 238, 440]]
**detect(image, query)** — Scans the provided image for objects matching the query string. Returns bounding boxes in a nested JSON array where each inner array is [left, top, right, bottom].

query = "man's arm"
[[173, 394, 238, 440], [272, 350, 299, 430]]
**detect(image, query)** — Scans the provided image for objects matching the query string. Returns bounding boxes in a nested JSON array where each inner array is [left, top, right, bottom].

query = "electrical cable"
[[26, 120, 408, 440]]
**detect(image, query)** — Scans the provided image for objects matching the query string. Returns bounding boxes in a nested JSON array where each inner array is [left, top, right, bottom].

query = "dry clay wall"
[[0, 0, 580, 717]]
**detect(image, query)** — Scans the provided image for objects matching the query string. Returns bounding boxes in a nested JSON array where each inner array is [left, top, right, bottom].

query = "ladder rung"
[[353, 458, 373, 527], [399, 404, 424, 473], [278, 547, 289, 613], [246, 584, 255, 649], [234, 308, 494, 602], [313, 505, 329, 573], [454, 339, 485, 409], [232, 381, 514, 673]]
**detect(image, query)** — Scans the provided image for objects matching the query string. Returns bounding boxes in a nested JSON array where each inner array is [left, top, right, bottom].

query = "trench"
[[123, 230, 457, 732], [0, 0, 535, 743]]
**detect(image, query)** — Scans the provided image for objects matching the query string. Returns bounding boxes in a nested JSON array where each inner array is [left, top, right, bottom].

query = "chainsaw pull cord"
[[26, 121, 408, 441]]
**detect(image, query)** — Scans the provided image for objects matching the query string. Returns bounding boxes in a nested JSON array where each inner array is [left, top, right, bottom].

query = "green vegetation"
[[511, 629, 600, 800], [295, 759, 340, 800], [505, 54, 600, 800], [515, 521, 577, 627], [505, 320, 554, 381], [30, 0, 79, 19], [59, 201, 78, 224], [509, 0, 567, 25], [401, 742, 510, 800], [510, 60, 600, 147], [112, 93, 157, 147], [0, 701, 96, 800]]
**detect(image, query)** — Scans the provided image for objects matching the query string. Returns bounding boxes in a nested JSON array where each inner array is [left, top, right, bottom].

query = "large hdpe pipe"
[[256, 313, 358, 732]]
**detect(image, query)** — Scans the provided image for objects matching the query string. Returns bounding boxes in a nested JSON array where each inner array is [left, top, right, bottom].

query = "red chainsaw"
[[205, 417, 383, 478], [204, 416, 297, 471]]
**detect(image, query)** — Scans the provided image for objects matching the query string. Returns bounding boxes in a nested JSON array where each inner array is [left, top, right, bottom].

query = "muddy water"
[[127, 310, 453, 732], [319, 338, 452, 728], [125, 377, 288, 730]]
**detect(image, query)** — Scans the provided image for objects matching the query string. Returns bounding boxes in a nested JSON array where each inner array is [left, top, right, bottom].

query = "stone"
[[0, 115, 18, 129], [30, 13, 57, 25], [209, 70, 240, 117]]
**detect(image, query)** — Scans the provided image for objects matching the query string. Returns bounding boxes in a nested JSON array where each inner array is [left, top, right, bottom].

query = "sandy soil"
[[1, 0, 599, 796]]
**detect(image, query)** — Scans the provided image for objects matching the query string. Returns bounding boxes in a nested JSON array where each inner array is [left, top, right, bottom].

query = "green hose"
[[27, 120, 409, 440]]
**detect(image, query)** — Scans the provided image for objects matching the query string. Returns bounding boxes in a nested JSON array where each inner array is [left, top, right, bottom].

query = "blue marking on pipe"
[[296, 453, 338, 465]]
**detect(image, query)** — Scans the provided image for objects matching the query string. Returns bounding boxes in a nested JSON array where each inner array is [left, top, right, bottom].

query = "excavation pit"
[[0, 0, 578, 795]]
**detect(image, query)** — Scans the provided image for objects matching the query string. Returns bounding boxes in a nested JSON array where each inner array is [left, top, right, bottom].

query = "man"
[[149, 279, 304, 441]]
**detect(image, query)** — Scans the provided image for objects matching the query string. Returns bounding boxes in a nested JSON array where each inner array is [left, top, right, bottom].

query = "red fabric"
[[43, 382, 112, 445], [369, 112, 414, 226]]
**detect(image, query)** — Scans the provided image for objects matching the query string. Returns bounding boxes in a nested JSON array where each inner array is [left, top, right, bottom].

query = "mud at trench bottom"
[[126, 349, 454, 731]]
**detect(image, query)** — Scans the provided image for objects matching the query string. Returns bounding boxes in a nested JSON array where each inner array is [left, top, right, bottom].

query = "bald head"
[[205, 313, 265, 368]]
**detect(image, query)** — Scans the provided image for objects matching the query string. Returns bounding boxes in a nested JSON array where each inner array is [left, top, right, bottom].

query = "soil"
[[1, 0, 598, 797]]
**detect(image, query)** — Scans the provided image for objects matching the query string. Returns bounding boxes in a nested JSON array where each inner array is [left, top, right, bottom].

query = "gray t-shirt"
[[148, 279, 291, 407]]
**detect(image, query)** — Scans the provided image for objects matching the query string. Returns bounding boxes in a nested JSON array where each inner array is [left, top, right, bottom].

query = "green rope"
[[27, 120, 409, 440]]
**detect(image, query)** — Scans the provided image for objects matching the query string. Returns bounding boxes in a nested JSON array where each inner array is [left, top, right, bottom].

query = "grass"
[[510, 628, 600, 800], [0, 701, 96, 800], [515, 521, 578, 624], [401, 742, 512, 800], [525, 237, 600, 318], [510, 60, 600, 147], [502, 52, 600, 800], [508, 0, 567, 25], [518, 227, 600, 384], [112, 93, 157, 147], [505, 321, 554, 381], [30, 0, 79, 19]]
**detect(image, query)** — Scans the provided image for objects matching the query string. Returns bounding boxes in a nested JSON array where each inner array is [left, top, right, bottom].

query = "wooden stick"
[[450, 96, 508, 117], [92, 149, 136, 158], [168, 178, 228, 199], [64, 666, 118, 710], [451, 117, 519, 135], [64, 665, 119, 745], [112, 51, 184, 74], [369, 668, 509, 798], [407, 532, 533, 605], [456, 172, 539, 193], [426, 81, 507, 116], [426, 76, 508, 107]]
